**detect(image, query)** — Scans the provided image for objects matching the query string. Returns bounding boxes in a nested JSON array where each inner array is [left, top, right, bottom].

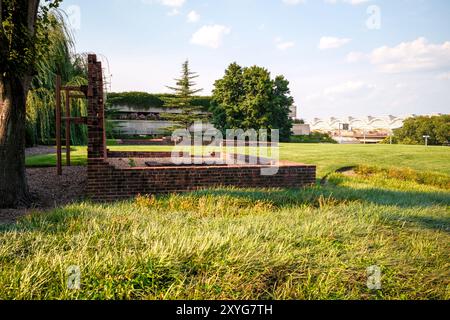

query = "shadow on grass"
[[0, 206, 88, 234], [192, 183, 450, 209], [190, 183, 450, 234], [1, 178, 449, 235], [386, 214, 450, 234]]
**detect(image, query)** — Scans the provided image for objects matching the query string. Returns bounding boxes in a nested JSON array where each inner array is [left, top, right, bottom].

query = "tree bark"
[[0, 74, 32, 208], [0, 0, 40, 208]]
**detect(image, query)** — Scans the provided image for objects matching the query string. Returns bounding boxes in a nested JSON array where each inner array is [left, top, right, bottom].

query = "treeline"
[[106, 92, 212, 111], [384, 115, 449, 146]]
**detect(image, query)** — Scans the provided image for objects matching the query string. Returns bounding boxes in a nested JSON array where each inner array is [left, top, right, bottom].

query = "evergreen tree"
[[164, 60, 207, 131]]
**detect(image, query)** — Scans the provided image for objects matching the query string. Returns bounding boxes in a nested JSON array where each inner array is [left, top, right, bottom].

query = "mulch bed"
[[0, 167, 86, 224]]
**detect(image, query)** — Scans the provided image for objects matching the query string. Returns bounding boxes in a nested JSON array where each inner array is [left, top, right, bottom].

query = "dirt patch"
[[0, 167, 86, 224]]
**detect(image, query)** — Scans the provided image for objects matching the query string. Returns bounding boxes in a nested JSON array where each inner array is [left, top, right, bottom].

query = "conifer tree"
[[164, 60, 207, 131]]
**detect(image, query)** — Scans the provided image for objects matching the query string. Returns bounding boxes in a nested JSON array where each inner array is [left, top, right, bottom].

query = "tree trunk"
[[0, 74, 32, 208], [0, 0, 40, 208]]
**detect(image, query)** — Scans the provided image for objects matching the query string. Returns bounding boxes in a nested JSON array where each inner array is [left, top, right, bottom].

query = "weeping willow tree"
[[26, 12, 88, 146]]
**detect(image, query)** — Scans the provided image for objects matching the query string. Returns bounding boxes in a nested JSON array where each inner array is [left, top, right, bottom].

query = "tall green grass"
[[1, 171, 448, 300]]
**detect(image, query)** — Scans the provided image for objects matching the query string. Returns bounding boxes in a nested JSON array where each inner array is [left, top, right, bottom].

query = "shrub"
[[355, 165, 450, 189], [107, 92, 165, 109], [290, 132, 337, 144]]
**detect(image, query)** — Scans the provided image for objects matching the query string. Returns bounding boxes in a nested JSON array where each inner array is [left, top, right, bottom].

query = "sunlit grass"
[[1, 171, 449, 300], [26, 143, 450, 178]]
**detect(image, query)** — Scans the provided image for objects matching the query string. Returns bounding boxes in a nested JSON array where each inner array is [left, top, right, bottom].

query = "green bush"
[[107, 92, 165, 109], [106, 92, 212, 111], [290, 132, 337, 144], [355, 165, 450, 189]]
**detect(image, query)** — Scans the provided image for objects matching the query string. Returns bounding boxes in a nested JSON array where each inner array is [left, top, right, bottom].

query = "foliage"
[[128, 158, 137, 168], [0, 170, 448, 299], [211, 63, 294, 142], [25, 13, 88, 146], [388, 115, 450, 146], [355, 165, 450, 189], [106, 92, 165, 109], [290, 132, 336, 144], [106, 92, 212, 112], [0, 0, 62, 76]]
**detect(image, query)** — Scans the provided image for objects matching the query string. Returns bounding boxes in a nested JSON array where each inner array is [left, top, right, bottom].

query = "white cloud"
[[160, 0, 185, 7], [275, 38, 295, 51], [319, 36, 351, 50], [141, 0, 185, 7], [190, 25, 231, 49], [140, 0, 185, 15], [141, 0, 186, 11], [346, 51, 366, 63], [282, 0, 306, 5], [187, 10, 200, 23], [324, 81, 375, 96], [325, 0, 371, 4], [369, 37, 450, 73]]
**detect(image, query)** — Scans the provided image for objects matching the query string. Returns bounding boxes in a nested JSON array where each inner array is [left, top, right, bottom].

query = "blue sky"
[[60, 0, 450, 120]]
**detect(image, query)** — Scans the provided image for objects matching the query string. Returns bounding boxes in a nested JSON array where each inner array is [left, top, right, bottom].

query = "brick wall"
[[86, 159, 316, 202], [87, 54, 106, 160], [107, 151, 175, 158], [85, 54, 317, 202]]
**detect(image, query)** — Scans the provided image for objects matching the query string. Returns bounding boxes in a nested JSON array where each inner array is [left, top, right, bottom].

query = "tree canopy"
[[390, 115, 450, 146], [211, 63, 294, 141], [0, 0, 62, 77]]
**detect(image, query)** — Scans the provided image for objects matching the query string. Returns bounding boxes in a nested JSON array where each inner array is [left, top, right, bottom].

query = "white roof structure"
[[306, 115, 416, 132]]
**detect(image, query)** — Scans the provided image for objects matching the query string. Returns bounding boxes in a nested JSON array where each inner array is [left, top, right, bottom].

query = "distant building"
[[306, 115, 408, 144], [109, 104, 211, 135], [290, 105, 297, 119], [292, 124, 311, 136]]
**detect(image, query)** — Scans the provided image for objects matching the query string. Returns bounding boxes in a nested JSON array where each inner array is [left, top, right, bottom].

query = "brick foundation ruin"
[[85, 55, 317, 201]]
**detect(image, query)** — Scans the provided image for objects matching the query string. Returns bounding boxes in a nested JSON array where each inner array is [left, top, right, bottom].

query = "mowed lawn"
[[1, 143, 447, 300], [26, 143, 450, 178]]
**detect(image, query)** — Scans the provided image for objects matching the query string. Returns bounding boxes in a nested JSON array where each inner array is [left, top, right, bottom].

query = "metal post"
[[56, 75, 62, 176], [423, 135, 430, 147], [65, 89, 71, 166]]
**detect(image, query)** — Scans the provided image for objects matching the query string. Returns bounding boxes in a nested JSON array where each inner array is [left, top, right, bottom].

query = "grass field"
[[26, 143, 450, 178], [2, 143, 448, 300]]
